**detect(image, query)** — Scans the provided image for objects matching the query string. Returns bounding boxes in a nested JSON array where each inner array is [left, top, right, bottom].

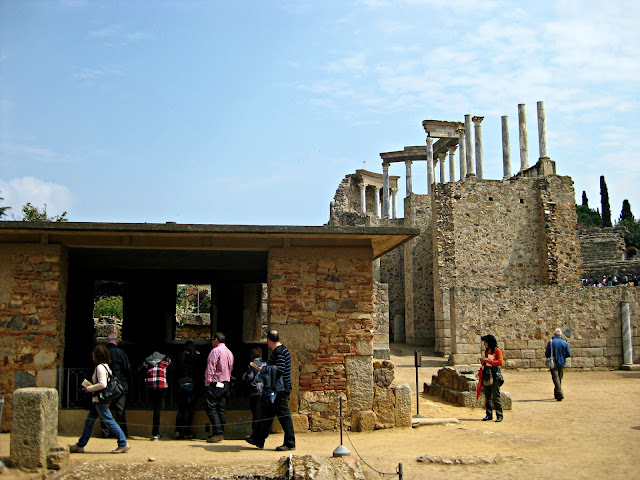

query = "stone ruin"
[[93, 315, 122, 344], [423, 366, 512, 410], [175, 312, 212, 340]]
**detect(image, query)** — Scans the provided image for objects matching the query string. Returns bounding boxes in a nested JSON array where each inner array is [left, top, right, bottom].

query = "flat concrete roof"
[[0, 221, 419, 259]]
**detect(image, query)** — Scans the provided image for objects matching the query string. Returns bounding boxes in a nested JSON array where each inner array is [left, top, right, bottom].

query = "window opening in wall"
[[175, 284, 214, 340], [488, 196, 493, 201], [520, 198, 524, 204], [93, 280, 125, 344]]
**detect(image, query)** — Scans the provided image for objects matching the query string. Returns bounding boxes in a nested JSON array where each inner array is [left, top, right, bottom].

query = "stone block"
[[35, 369, 57, 388], [373, 347, 391, 360], [571, 357, 595, 368], [46, 446, 69, 470], [271, 413, 309, 433], [346, 356, 374, 413], [278, 324, 320, 351], [10, 387, 59, 470], [373, 386, 395, 427], [505, 358, 530, 368], [520, 349, 536, 359], [352, 410, 376, 432], [392, 383, 412, 427]]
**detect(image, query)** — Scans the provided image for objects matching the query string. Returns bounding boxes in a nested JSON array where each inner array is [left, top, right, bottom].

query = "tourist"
[[142, 350, 172, 440], [69, 345, 130, 454], [247, 330, 296, 451], [100, 332, 131, 439], [545, 328, 572, 401], [175, 341, 199, 440], [478, 334, 504, 423], [204, 332, 234, 443], [242, 346, 264, 441]]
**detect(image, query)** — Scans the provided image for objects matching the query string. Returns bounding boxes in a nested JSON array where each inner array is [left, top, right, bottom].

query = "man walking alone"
[[247, 330, 295, 451], [545, 328, 572, 401], [204, 332, 234, 443]]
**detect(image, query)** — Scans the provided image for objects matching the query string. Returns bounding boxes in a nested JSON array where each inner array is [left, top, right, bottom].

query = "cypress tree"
[[600, 176, 612, 227], [620, 199, 634, 222], [582, 191, 588, 207]]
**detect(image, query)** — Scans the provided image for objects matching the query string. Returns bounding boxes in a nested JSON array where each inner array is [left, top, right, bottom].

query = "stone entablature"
[[448, 285, 639, 368]]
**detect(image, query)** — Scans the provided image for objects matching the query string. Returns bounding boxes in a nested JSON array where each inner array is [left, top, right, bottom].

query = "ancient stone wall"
[[578, 227, 640, 279], [267, 246, 374, 431], [448, 285, 640, 368], [373, 282, 389, 359], [0, 244, 68, 431], [175, 312, 211, 340], [403, 194, 435, 346]]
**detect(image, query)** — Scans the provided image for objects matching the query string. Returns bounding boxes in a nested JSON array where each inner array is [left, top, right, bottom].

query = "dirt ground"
[[1, 343, 639, 479]]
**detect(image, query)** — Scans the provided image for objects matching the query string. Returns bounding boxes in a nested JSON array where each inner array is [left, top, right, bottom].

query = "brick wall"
[[0, 244, 68, 431], [268, 246, 374, 430], [448, 285, 640, 368]]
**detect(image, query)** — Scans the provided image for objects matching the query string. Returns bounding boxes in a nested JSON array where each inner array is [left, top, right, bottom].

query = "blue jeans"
[[175, 383, 195, 435], [78, 403, 127, 447]]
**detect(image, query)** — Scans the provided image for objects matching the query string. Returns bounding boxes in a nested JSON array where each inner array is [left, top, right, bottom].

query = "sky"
[[1, 0, 639, 226]]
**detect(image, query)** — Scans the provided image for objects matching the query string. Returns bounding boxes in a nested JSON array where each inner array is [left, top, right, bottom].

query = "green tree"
[[581, 191, 588, 207], [600, 176, 612, 227], [576, 205, 602, 229], [93, 296, 123, 319], [618, 218, 640, 249], [620, 199, 634, 223], [0, 191, 11, 218], [21, 203, 68, 222]]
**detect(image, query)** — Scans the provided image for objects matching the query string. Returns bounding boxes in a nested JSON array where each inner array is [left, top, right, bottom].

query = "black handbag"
[[96, 366, 125, 403]]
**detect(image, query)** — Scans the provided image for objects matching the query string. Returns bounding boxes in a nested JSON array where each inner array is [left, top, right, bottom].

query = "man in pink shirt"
[[204, 331, 234, 443]]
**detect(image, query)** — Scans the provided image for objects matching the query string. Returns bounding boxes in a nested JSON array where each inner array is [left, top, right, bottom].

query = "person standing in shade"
[[545, 328, 572, 401], [479, 334, 504, 423], [100, 332, 131, 439], [143, 350, 172, 441], [204, 332, 234, 443], [246, 330, 296, 451], [175, 341, 199, 440], [243, 346, 264, 442]]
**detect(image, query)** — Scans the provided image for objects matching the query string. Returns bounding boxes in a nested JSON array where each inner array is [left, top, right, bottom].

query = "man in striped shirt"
[[246, 329, 295, 451]]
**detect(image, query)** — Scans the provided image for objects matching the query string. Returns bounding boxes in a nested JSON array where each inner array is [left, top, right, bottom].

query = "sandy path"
[[1, 344, 639, 479]]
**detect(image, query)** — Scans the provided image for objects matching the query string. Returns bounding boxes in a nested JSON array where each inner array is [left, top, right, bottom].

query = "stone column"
[[622, 301, 633, 366], [537, 100, 549, 160], [501, 115, 511, 179], [358, 182, 367, 214], [518, 103, 529, 171], [448, 145, 456, 183], [382, 162, 390, 218], [374, 186, 381, 218], [438, 152, 446, 184], [472, 116, 484, 179], [391, 188, 398, 219], [404, 159, 412, 197], [457, 127, 466, 180], [426, 136, 434, 194], [464, 114, 475, 176]]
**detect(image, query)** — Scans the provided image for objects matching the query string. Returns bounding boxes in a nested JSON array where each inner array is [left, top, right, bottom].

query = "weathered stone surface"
[[392, 383, 412, 427], [10, 388, 59, 470], [373, 386, 395, 428], [374, 367, 394, 387], [46, 446, 69, 470], [345, 356, 373, 414], [278, 324, 320, 352], [352, 410, 376, 432]]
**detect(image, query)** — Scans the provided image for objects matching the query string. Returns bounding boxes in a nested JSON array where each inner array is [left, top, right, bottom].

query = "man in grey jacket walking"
[[545, 328, 572, 401]]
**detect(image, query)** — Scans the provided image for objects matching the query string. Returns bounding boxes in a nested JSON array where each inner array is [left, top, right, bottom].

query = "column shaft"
[[358, 183, 367, 214], [501, 115, 511, 179], [464, 114, 475, 176], [537, 100, 549, 159], [448, 146, 456, 183], [473, 116, 484, 179], [391, 188, 398, 219], [426, 137, 434, 194], [382, 163, 390, 218], [374, 187, 381, 218], [405, 160, 412, 197], [518, 103, 529, 171], [439, 153, 446, 184], [457, 128, 466, 180]]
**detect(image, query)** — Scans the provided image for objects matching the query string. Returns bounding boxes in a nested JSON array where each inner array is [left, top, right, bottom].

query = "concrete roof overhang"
[[0, 222, 419, 260]]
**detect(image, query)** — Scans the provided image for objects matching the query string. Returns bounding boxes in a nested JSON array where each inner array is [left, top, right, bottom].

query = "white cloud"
[[0, 177, 73, 217], [88, 25, 149, 46], [72, 64, 124, 85]]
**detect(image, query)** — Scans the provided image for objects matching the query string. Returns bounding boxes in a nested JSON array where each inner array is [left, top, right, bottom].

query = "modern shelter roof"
[[0, 222, 418, 260]]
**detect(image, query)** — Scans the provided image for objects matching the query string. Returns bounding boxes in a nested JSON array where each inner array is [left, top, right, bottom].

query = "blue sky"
[[1, 0, 638, 225]]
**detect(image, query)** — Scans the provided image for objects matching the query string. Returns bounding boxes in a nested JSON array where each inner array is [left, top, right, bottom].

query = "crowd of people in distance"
[[582, 274, 639, 287]]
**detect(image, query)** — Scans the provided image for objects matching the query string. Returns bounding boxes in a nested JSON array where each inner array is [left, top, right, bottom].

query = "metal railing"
[[62, 368, 247, 410]]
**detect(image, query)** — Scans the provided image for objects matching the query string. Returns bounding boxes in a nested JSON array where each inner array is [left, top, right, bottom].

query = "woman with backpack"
[[243, 346, 264, 442]]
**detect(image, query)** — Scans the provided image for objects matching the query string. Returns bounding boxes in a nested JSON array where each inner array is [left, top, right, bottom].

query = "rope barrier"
[[343, 429, 398, 478]]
